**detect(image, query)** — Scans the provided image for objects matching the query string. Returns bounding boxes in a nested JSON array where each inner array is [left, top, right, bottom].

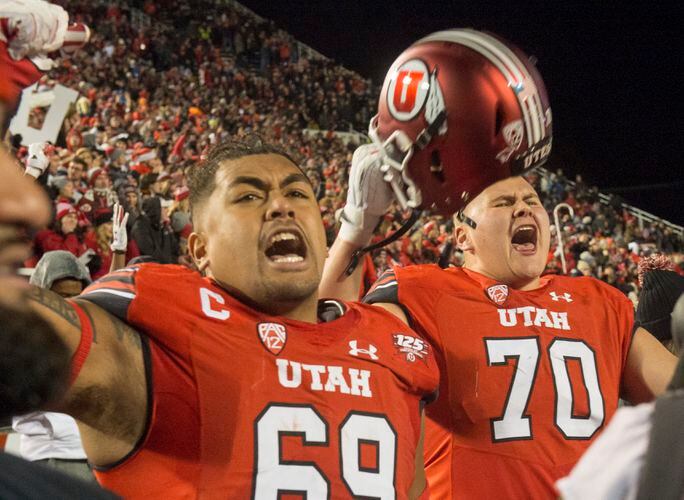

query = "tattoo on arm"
[[26, 286, 80, 329], [111, 314, 143, 351]]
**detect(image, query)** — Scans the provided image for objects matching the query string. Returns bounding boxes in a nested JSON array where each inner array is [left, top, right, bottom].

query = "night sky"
[[238, 0, 683, 225]]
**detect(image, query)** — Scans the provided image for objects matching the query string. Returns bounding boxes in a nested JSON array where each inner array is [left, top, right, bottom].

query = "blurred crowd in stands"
[[8, 0, 683, 302]]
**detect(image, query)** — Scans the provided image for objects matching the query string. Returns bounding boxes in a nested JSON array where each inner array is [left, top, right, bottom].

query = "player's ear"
[[188, 231, 209, 273], [453, 218, 474, 253]]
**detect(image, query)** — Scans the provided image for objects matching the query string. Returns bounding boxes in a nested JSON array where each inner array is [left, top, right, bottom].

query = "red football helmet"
[[370, 29, 552, 216]]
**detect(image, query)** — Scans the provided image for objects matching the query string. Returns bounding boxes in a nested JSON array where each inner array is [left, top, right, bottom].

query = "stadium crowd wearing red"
[[11, 0, 683, 299]]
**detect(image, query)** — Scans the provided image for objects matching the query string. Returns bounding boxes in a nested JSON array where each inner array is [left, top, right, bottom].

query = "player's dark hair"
[[187, 135, 302, 220], [0, 303, 71, 419]]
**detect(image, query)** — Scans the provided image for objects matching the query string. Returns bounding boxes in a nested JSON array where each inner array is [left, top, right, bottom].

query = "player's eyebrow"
[[490, 194, 516, 204], [280, 173, 310, 188], [229, 176, 269, 191], [228, 173, 310, 191], [490, 193, 540, 204]]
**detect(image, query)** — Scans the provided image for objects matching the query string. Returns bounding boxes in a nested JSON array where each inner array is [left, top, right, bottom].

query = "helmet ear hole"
[[430, 150, 445, 183], [494, 103, 505, 137]]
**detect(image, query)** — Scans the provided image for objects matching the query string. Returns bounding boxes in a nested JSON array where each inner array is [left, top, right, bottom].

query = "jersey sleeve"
[[362, 268, 399, 305], [363, 265, 447, 355], [78, 266, 139, 322]]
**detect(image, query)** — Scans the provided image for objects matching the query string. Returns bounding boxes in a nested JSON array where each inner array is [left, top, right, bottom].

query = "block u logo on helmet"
[[387, 59, 430, 121]]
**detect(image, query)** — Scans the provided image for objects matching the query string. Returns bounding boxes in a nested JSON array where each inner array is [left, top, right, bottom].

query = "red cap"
[[174, 186, 190, 202], [56, 202, 77, 221], [130, 163, 152, 175], [157, 171, 171, 182], [88, 168, 106, 186]]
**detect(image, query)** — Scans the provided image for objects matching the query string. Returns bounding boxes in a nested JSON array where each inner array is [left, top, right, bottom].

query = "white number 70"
[[485, 337, 605, 441]]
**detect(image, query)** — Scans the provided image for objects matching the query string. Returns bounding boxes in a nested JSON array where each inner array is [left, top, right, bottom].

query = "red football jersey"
[[365, 265, 634, 499], [79, 264, 438, 499]]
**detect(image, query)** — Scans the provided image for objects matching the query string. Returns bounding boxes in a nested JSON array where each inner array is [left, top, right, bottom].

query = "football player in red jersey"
[[320, 29, 678, 499], [8, 137, 439, 499]]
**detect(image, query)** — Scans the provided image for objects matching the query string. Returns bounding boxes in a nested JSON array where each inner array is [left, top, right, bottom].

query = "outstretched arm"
[[621, 326, 678, 404], [25, 286, 148, 466], [320, 238, 366, 302]]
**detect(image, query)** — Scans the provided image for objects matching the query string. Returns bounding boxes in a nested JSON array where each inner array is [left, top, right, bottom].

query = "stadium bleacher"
[[9, 0, 683, 298]]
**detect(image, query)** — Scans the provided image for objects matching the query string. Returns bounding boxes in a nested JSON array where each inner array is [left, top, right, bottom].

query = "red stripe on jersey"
[[66, 301, 94, 386], [85, 280, 135, 294]]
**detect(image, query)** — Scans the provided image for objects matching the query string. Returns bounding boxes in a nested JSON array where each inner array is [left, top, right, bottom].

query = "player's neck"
[[464, 263, 542, 291], [263, 295, 320, 323], [510, 276, 542, 291], [212, 278, 321, 323]]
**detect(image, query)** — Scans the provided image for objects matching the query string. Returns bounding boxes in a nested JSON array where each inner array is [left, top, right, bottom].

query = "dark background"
[[238, 0, 683, 225]]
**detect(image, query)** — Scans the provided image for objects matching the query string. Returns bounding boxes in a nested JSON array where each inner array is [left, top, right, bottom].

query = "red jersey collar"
[[461, 267, 554, 293]]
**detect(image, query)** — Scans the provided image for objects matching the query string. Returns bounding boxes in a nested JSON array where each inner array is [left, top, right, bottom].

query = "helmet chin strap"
[[344, 209, 421, 276], [457, 210, 478, 230]]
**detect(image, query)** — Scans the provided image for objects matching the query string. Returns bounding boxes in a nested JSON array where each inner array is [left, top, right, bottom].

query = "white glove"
[[25, 142, 50, 178], [77, 248, 96, 266], [0, 0, 69, 70], [337, 144, 396, 246], [110, 203, 129, 253]]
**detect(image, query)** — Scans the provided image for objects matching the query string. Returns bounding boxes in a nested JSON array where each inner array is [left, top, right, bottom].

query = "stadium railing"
[[536, 168, 683, 235]]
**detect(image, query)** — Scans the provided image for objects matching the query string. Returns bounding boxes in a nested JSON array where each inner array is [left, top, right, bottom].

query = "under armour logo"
[[550, 292, 573, 302], [348, 340, 379, 360]]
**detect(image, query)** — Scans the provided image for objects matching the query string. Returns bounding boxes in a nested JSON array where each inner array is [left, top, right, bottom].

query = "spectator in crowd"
[[66, 158, 88, 198], [33, 203, 93, 264], [120, 184, 142, 224], [51, 177, 76, 205], [130, 196, 178, 263], [86, 206, 139, 279], [28, 250, 91, 297], [635, 255, 684, 354]]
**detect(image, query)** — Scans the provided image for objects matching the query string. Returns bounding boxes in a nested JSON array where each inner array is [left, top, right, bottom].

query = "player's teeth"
[[271, 254, 304, 263], [271, 232, 296, 244]]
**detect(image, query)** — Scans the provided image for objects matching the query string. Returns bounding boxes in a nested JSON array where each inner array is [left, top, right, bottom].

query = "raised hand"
[[110, 203, 130, 253], [337, 144, 397, 246], [24, 142, 51, 178]]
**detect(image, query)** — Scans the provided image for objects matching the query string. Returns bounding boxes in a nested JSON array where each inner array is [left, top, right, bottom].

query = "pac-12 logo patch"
[[486, 284, 509, 306], [257, 322, 287, 355], [392, 334, 429, 363]]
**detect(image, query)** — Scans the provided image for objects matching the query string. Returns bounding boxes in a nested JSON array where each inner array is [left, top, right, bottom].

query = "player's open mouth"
[[264, 230, 307, 263], [511, 224, 538, 254]]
